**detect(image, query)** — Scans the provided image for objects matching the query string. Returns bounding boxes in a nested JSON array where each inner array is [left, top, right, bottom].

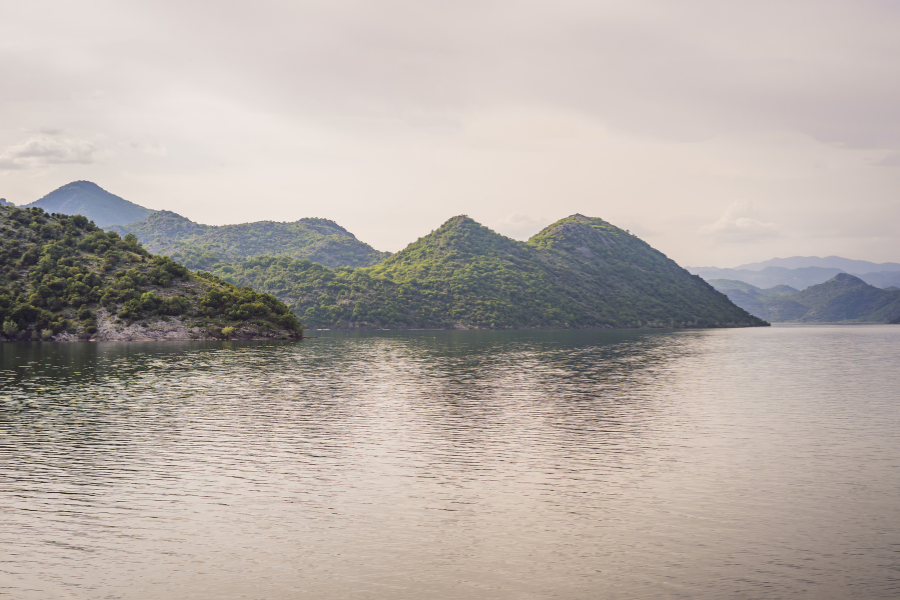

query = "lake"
[[1, 325, 899, 599]]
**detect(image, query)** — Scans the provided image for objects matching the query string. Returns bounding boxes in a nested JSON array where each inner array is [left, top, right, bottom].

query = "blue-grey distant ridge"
[[732, 256, 900, 273], [689, 264, 900, 290], [20, 181, 154, 228], [709, 274, 900, 322]]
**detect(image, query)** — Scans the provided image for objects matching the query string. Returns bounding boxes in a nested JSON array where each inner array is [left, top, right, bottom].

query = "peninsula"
[[0, 205, 303, 341]]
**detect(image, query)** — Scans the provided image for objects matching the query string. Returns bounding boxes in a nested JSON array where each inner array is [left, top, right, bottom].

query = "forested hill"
[[110, 210, 389, 269], [0, 205, 303, 341], [209, 214, 766, 330]]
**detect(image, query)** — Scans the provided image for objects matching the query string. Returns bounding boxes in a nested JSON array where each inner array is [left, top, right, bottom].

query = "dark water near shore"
[[1, 325, 899, 599]]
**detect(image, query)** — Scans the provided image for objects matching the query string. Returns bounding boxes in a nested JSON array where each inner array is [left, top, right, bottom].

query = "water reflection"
[[1, 327, 899, 599]]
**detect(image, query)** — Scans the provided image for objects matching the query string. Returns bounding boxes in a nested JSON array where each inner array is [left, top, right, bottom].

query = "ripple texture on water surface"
[[1, 326, 899, 599]]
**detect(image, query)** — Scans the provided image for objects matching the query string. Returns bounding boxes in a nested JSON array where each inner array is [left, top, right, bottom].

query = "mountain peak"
[[375, 215, 525, 271], [528, 214, 638, 255], [296, 217, 354, 238], [830, 272, 868, 286], [23, 181, 153, 227], [787, 273, 900, 322], [53, 180, 105, 192], [441, 214, 479, 228]]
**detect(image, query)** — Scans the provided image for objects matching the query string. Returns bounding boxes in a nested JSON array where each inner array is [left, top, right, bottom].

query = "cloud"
[[128, 140, 168, 157], [0, 134, 104, 170], [492, 213, 552, 240], [701, 201, 780, 242], [0, 1, 897, 264]]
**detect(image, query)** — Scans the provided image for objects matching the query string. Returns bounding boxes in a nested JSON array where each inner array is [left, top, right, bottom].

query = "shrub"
[[118, 299, 142, 320], [221, 326, 236, 339], [139, 292, 162, 313], [2, 319, 18, 337], [20, 248, 39, 265]]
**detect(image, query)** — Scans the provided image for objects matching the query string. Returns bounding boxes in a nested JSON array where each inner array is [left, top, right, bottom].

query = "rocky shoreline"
[[1, 308, 302, 342]]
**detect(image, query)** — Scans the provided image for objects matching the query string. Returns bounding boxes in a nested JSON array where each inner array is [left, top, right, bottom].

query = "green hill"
[[0, 205, 303, 341], [22, 181, 154, 227], [792, 273, 900, 322], [709, 275, 900, 322], [110, 210, 389, 269], [208, 214, 766, 330]]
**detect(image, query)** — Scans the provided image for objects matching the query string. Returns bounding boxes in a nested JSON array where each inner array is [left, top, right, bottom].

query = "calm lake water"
[[1, 325, 899, 599]]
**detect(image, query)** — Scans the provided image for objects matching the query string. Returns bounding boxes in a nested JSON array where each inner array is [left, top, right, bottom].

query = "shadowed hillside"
[[710, 275, 900, 322]]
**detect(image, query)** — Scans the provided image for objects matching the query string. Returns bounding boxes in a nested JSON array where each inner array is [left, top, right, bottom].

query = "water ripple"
[[1, 326, 899, 599]]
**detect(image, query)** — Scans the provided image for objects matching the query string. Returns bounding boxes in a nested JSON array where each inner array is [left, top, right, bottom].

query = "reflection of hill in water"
[[1, 331, 696, 475], [3, 328, 900, 598], [354, 330, 695, 445]]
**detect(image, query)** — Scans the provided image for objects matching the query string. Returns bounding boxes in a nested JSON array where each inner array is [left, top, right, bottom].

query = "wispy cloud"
[[0, 133, 105, 170], [701, 201, 779, 242], [128, 140, 168, 157]]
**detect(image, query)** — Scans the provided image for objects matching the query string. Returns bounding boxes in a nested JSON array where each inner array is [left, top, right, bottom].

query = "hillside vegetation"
[[209, 214, 765, 330], [0, 205, 303, 341], [710, 275, 900, 322], [111, 210, 389, 269]]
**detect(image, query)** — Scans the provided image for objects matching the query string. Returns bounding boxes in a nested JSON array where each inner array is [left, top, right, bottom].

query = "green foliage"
[[110, 210, 390, 269], [2, 319, 18, 337], [209, 215, 766, 330], [0, 205, 304, 340], [199, 287, 302, 331]]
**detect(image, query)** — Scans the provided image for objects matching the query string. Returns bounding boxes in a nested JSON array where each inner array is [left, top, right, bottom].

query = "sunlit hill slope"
[[211, 214, 766, 330]]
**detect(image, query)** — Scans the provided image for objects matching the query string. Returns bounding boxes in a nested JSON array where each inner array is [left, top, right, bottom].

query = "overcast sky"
[[1, 0, 898, 266]]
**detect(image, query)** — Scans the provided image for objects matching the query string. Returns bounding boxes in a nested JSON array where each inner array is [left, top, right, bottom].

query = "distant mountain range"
[[709, 275, 900, 322], [731, 256, 900, 273], [689, 265, 900, 290], [109, 210, 389, 269], [15, 181, 154, 227]]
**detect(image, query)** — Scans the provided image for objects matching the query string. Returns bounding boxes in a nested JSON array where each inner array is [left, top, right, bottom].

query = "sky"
[[0, 0, 898, 267]]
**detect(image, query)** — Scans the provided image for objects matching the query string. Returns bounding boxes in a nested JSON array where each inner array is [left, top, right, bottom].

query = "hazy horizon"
[[1, 0, 898, 265]]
